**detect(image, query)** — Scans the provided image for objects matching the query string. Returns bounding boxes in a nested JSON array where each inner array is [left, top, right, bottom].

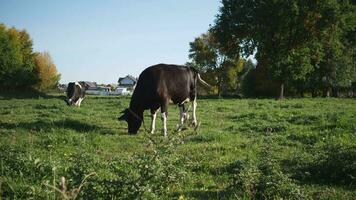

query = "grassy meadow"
[[0, 94, 355, 199]]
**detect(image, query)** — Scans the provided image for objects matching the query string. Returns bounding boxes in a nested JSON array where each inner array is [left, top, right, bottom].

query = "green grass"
[[0, 94, 355, 199]]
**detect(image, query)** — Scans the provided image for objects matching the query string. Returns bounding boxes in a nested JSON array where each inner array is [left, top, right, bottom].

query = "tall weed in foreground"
[[43, 173, 96, 200]]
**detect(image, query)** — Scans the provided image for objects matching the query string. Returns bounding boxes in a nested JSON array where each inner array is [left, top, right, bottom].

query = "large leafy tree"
[[34, 51, 61, 91], [0, 24, 37, 89], [0, 24, 23, 88], [296, 1, 356, 97], [213, 0, 352, 99], [188, 31, 244, 96], [318, 1, 355, 97]]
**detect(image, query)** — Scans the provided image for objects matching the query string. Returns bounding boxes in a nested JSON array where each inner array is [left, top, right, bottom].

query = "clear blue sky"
[[0, 0, 221, 84]]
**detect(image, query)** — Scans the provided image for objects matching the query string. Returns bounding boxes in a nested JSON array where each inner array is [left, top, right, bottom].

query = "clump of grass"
[[230, 135, 308, 200], [111, 133, 188, 199]]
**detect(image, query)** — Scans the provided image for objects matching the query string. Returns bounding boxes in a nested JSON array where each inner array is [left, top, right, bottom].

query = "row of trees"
[[0, 24, 60, 92], [189, 0, 355, 98]]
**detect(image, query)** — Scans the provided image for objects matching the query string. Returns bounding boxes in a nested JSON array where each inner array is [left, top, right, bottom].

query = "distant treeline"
[[188, 0, 355, 98], [0, 24, 60, 92]]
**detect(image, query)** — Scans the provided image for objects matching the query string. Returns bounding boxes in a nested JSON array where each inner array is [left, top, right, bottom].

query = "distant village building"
[[83, 81, 98, 90], [118, 75, 137, 90], [85, 82, 112, 95]]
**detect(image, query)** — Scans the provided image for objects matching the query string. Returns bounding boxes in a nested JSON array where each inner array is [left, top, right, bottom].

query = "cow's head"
[[118, 108, 142, 134], [65, 82, 90, 106]]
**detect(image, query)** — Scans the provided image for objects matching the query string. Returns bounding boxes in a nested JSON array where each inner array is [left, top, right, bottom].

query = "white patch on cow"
[[192, 99, 197, 127], [177, 106, 187, 131], [180, 98, 190, 105], [161, 112, 167, 137], [74, 97, 84, 107], [78, 97, 84, 107], [75, 82, 82, 90], [150, 110, 158, 134]]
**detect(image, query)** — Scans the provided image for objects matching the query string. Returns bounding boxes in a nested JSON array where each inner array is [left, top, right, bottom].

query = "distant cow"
[[65, 82, 90, 107], [118, 64, 211, 136]]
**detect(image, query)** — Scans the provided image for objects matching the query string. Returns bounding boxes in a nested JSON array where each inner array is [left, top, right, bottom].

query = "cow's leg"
[[177, 104, 187, 131], [192, 99, 197, 127], [77, 98, 84, 107], [74, 99, 80, 107], [161, 103, 168, 137], [150, 109, 158, 134]]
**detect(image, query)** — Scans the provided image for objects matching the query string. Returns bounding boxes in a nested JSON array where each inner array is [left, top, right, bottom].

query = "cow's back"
[[130, 64, 196, 110]]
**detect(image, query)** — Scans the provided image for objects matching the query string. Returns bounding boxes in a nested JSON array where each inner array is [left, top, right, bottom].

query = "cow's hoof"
[[176, 124, 183, 132], [194, 122, 201, 131], [162, 128, 167, 137]]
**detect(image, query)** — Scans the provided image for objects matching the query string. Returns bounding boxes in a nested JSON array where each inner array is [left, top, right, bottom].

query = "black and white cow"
[[65, 82, 89, 107], [118, 63, 211, 136]]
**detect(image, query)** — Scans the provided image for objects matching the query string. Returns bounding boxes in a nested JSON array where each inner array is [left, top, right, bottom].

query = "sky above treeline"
[[0, 0, 221, 84]]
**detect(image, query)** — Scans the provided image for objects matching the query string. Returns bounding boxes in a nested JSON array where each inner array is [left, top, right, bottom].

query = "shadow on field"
[[0, 119, 116, 134], [0, 90, 66, 100], [281, 148, 356, 188]]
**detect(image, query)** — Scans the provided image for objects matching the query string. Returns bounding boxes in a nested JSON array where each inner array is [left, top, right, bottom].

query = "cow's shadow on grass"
[[0, 119, 116, 134]]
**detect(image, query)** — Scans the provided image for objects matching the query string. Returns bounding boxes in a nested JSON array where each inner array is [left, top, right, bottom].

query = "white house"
[[118, 75, 137, 90]]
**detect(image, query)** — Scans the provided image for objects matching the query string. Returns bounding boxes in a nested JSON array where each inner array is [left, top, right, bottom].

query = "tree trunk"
[[217, 75, 223, 98], [312, 89, 317, 97], [300, 90, 304, 98], [332, 87, 339, 97], [323, 87, 330, 97], [277, 82, 284, 100]]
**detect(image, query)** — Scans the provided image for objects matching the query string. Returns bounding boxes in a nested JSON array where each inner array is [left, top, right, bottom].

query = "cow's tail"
[[197, 73, 212, 88], [189, 66, 212, 88]]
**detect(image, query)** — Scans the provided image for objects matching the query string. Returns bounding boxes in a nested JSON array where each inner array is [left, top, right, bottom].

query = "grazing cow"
[[65, 82, 90, 107], [118, 63, 211, 136]]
